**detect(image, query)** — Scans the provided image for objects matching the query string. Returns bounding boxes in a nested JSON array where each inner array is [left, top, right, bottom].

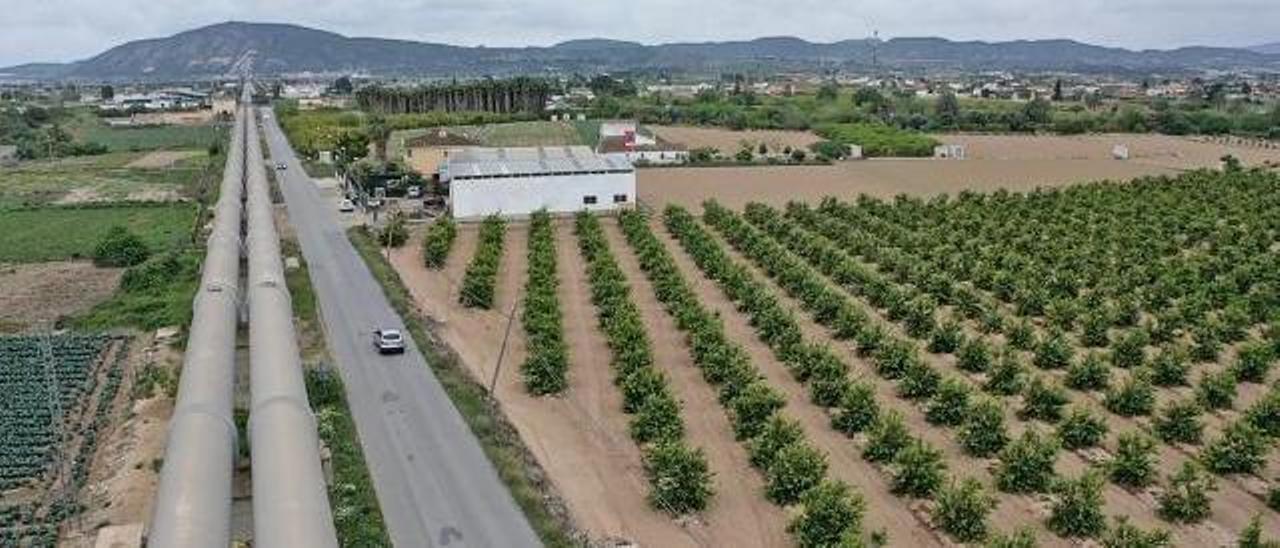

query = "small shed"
[[933, 144, 967, 160], [1112, 144, 1130, 160], [847, 144, 864, 160]]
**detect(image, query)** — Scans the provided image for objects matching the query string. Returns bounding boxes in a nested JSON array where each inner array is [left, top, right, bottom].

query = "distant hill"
[[1251, 42, 1280, 55], [5, 21, 1280, 80]]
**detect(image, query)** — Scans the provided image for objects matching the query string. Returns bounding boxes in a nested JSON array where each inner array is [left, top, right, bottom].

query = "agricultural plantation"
[[0, 334, 130, 546], [388, 164, 1280, 547]]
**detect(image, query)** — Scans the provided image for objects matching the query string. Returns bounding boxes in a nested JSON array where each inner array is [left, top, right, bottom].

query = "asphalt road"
[[260, 108, 540, 548]]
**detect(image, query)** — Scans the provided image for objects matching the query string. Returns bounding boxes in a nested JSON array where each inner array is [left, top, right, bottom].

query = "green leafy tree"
[[996, 430, 1060, 493], [863, 411, 910, 463], [1196, 369, 1237, 410], [958, 337, 994, 372], [898, 361, 940, 400], [1233, 342, 1275, 383], [366, 114, 391, 162], [1111, 331, 1149, 369], [832, 381, 880, 435], [1033, 330, 1074, 370], [749, 416, 805, 470], [1157, 461, 1216, 523], [1066, 353, 1111, 391], [1101, 516, 1171, 548], [1200, 420, 1271, 475], [1105, 369, 1156, 417], [926, 376, 973, 426], [890, 439, 946, 498], [93, 226, 151, 267], [1047, 470, 1107, 538], [959, 396, 1009, 457], [1246, 390, 1280, 437], [644, 441, 714, 514], [1057, 406, 1109, 450], [1108, 431, 1158, 488], [788, 480, 866, 548], [730, 381, 786, 440], [1019, 375, 1069, 423], [1150, 346, 1191, 386], [932, 477, 995, 543], [984, 352, 1028, 396], [1238, 514, 1280, 548], [985, 528, 1038, 548], [765, 443, 828, 505], [1153, 399, 1205, 445]]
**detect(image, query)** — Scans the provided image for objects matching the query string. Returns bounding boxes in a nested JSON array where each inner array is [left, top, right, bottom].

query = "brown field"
[[639, 132, 1280, 210], [0, 261, 121, 332], [125, 150, 202, 169], [649, 125, 822, 155]]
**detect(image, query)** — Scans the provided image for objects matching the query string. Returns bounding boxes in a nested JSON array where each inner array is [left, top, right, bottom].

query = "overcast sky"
[[3, 0, 1277, 67]]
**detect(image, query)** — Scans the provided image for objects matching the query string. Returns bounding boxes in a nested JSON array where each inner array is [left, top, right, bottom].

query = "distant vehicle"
[[406, 185, 422, 199], [372, 329, 405, 354], [366, 198, 382, 208], [338, 199, 355, 212], [275, 162, 287, 171]]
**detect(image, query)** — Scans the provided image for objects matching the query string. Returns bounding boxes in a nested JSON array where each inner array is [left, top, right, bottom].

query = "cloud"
[[1, 0, 1276, 67]]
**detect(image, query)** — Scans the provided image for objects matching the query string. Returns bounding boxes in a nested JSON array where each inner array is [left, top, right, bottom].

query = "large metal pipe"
[[245, 106, 340, 548], [149, 96, 247, 548]]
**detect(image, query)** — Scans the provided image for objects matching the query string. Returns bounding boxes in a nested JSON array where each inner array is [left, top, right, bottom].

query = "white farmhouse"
[[442, 146, 636, 221]]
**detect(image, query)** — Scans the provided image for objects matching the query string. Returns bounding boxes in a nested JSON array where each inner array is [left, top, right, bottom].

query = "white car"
[[338, 199, 355, 212], [275, 162, 287, 171], [372, 329, 406, 354]]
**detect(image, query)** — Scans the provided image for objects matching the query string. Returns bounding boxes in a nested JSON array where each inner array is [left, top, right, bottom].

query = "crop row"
[[458, 214, 505, 309], [716, 200, 1280, 539], [521, 210, 569, 395], [573, 212, 710, 514], [421, 215, 457, 269], [618, 209, 868, 547]]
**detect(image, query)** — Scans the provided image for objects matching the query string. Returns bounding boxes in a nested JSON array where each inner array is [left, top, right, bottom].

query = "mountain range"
[[3, 21, 1278, 81]]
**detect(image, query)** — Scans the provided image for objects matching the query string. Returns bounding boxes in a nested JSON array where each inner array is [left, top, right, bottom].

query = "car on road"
[[372, 329, 406, 354], [275, 162, 287, 171], [338, 199, 355, 212]]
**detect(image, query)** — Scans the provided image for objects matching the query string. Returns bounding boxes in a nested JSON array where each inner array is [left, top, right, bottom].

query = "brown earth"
[[124, 150, 202, 169], [0, 261, 121, 333], [639, 132, 1280, 210]]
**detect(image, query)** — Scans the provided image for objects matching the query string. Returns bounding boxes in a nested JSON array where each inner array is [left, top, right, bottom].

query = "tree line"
[[355, 78, 553, 116]]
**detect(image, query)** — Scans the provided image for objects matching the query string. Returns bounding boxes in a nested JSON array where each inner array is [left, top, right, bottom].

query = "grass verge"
[[348, 226, 581, 548]]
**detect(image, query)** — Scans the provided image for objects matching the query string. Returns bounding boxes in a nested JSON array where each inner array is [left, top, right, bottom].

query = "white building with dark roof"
[[442, 146, 636, 220]]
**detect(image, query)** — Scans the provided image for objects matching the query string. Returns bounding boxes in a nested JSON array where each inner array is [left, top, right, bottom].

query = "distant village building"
[[100, 88, 208, 112], [596, 120, 687, 165], [403, 129, 478, 176], [442, 146, 636, 220], [933, 144, 967, 160]]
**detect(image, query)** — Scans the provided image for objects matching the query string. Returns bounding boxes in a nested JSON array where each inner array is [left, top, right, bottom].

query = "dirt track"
[[0, 261, 121, 332]]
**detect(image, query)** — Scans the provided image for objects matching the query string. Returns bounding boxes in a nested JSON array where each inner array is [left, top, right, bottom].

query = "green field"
[[65, 109, 223, 152], [0, 203, 197, 263], [390, 120, 598, 160], [0, 151, 212, 209]]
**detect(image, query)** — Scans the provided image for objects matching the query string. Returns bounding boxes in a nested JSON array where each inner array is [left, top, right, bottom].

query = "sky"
[[2, 0, 1277, 67]]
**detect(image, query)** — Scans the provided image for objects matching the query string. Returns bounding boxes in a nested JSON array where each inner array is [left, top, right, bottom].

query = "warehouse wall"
[[450, 172, 636, 220]]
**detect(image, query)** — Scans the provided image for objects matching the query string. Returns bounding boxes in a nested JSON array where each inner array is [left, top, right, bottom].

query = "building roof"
[[446, 146, 633, 180]]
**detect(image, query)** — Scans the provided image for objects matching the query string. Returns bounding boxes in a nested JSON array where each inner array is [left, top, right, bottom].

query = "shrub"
[[1105, 369, 1156, 417], [1196, 369, 1237, 410], [873, 339, 916, 379], [1033, 331, 1074, 370], [932, 477, 994, 543], [1111, 331, 1149, 369], [630, 392, 685, 444], [984, 351, 1028, 396], [458, 215, 505, 308], [1270, 484, 1280, 512], [958, 337, 994, 372], [120, 252, 185, 292], [984, 528, 1037, 548], [1008, 320, 1036, 351], [1108, 431, 1158, 488], [421, 215, 457, 268], [832, 381, 879, 435], [765, 442, 828, 505], [1057, 406, 1109, 450], [1082, 312, 1112, 347], [1101, 516, 1171, 548], [749, 416, 805, 470], [1200, 420, 1271, 475], [1150, 346, 1191, 387], [1153, 399, 1204, 445], [1047, 470, 1107, 538], [1233, 342, 1276, 383], [93, 225, 151, 267], [1066, 352, 1111, 391], [890, 439, 946, 498], [376, 213, 409, 247], [1245, 390, 1280, 437], [1019, 375, 1069, 423], [926, 376, 973, 426], [863, 411, 910, 463], [1192, 326, 1222, 363], [960, 397, 1008, 457], [1157, 461, 1216, 523], [928, 321, 964, 353], [730, 381, 786, 440], [898, 361, 940, 400], [1238, 514, 1280, 548], [643, 441, 714, 514], [995, 429, 1060, 493], [788, 480, 866, 548], [621, 367, 668, 413]]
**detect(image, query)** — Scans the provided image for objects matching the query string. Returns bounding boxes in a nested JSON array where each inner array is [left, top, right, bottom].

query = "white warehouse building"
[[442, 146, 637, 220]]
